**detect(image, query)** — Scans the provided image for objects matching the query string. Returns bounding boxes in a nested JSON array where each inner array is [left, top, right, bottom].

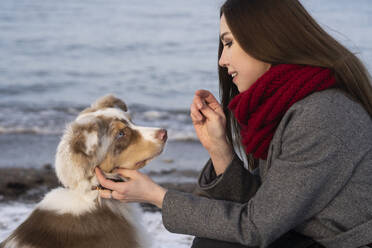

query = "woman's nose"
[[219, 50, 229, 68]]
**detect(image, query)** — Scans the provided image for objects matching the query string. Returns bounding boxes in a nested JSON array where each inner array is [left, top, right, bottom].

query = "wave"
[[0, 103, 200, 142], [0, 126, 199, 142], [0, 126, 61, 135]]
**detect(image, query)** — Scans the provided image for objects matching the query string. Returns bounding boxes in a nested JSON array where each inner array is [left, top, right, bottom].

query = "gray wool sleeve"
[[193, 154, 261, 203], [162, 124, 357, 247]]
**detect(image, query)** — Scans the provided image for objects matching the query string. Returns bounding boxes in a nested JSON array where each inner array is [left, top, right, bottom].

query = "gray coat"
[[161, 88, 372, 248]]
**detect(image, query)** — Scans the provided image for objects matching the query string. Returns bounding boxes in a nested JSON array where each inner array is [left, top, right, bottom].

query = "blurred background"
[[0, 0, 371, 174], [0, 0, 371, 246]]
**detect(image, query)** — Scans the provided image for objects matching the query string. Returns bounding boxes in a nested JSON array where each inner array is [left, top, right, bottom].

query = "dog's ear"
[[69, 121, 100, 157], [92, 94, 128, 112], [55, 118, 108, 188], [80, 95, 128, 114]]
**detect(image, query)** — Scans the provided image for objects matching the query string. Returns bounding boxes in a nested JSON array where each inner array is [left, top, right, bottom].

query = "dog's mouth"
[[134, 149, 164, 169], [135, 159, 150, 169], [93, 148, 165, 191]]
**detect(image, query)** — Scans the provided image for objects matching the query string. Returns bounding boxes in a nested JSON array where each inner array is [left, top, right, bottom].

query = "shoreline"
[[0, 166, 198, 212]]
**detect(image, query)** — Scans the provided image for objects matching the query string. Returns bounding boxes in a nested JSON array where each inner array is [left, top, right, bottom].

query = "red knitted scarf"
[[228, 64, 336, 160]]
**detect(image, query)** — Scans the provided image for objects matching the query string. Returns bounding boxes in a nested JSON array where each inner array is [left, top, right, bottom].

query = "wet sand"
[[0, 165, 198, 212]]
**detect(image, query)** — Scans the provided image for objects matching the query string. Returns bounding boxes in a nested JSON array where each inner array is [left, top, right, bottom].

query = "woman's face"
[[219, 14, 271, 92]]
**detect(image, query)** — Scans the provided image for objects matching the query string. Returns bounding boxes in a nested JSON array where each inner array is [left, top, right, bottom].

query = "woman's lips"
[[232, 75, 237, 83]]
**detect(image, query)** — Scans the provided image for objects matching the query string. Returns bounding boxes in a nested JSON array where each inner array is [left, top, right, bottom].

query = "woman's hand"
[[190, 89, 227, 151], [190, 89, 233, 175], [95, 167, 167, 209]]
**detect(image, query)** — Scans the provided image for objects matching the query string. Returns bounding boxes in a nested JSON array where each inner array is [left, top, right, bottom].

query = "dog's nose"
[[155, 129, 167, 142]]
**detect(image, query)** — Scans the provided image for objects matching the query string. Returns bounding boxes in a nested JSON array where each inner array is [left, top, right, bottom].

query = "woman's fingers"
[[99, 189, 112, 199], [95, 167, 126, 193], [95, 168, 132, 200], [190, 103, 205, 124], [95, 167, 163, 206], [193, 92, 206, 109], [112, 190, 125, 200], [195, 89, 216, 103], [194, 90, 225, 116], [99, 189, 128, 201], [190, 102, 203, 118], [191, 91, 220, 121], [95, 167, 107, 182], [199, 101, 220, 121], [195, 89, 220, 107]]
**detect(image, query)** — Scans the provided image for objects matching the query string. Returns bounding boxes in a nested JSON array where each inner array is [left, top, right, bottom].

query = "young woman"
[[95, 0, 372, 247]]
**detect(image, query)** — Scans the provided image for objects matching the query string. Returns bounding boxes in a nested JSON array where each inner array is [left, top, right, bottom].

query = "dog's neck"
[[62, 176, 101, 195], [37, 186, 100, 216], [58, 171, 123, 199], [38, 174, 125, 216]]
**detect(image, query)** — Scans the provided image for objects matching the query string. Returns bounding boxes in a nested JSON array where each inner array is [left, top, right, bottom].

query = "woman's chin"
[[233, 81, 241, 92], [236, 85, 245, 93]]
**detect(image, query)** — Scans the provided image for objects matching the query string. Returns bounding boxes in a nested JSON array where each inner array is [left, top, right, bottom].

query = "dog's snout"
[[155, 129, 167, 142]]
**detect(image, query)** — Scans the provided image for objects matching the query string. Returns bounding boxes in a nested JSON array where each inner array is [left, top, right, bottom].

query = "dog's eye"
[[117, 130, 125, 139]]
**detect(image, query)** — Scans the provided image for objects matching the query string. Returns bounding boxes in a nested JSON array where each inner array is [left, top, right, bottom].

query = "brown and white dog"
[[0, 95, 167, 248]]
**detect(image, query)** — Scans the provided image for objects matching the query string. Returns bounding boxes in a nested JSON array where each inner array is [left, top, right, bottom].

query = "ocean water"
[[0, 0, 371, 173]]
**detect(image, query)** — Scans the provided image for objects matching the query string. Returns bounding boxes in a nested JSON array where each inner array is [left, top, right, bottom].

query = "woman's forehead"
[[220, 15, 231, 40]]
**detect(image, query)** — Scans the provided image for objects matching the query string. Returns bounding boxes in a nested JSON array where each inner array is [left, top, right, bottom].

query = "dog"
[[0, 95, 167, 248]]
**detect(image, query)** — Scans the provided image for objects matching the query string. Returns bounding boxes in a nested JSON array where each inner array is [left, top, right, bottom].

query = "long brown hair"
[[219, 0, 372, 169]]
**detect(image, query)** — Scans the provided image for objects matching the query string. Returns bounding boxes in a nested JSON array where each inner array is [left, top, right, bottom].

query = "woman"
[[95, 0, 372, 247]]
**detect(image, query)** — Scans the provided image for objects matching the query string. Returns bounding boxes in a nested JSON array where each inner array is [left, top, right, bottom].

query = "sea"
[[0, 0, 371, 245]]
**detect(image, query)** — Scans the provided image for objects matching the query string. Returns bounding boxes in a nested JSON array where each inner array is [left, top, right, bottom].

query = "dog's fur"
[[0, 95, 167, 248]]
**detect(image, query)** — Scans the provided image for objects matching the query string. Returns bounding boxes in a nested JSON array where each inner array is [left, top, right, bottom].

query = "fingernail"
[[197, 102, 203, 109]]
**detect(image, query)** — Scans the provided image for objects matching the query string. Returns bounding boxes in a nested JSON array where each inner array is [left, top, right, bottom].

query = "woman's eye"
[[224, 41, 232, 48]]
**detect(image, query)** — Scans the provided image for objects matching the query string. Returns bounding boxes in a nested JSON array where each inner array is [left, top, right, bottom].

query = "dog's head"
[[55, 95, 167, 189]]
